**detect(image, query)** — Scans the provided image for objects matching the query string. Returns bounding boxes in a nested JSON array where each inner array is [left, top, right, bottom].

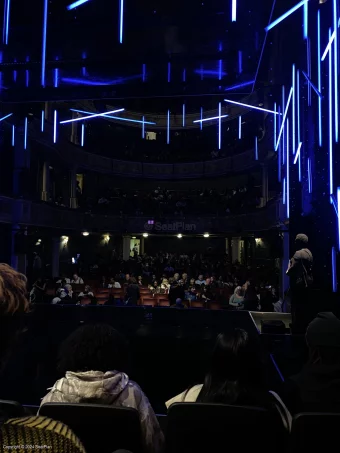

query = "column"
[[69, 169, 78, 209], [123, 236, 131, 261], [261, 163, 268, 207], [281, 231, 290, 300], [41, 162, 50, 201], [71, 112, 79, 145], [52, 237, 61, 278], [140, 237, 145, 255], [231, 237, 241, 263]]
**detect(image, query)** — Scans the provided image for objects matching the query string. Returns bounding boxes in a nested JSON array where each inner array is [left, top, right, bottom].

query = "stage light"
[[11, 125, 14, 147], [274, 103, 276, 149], [119, 0, 124, 43], [60, 108, 124, 125], [333, 0, 338, 142], [67, 0, 89, 10], [332, 247, 337, 292], [329, 28, 333, 195], [286, 118, 290, 219], [238, 51, 242, 74], [203, 233, 210, 238], [132, 236, 136, 239], [317, 11, 322, 146], [0, 113, 12, 122], [218, 102, 222, 150], [41, 110, 44, 132], [283, 178, 286, 205], [282, 87, 286, 164], [275, 87, 293, 151], [294, 142, 302, 164], [142, 116, 145, 139], [238, 116, 242, 139], [143, 233, 149, 238], [224, 99, 280, 115], [142, 64, 146, 82], [193, 114, 228, 124], [232, 0, 237, 21], [218, 59, 223, 80], [168, 62, 171, 83], [82, 231, 90, 236], [265, 0, 309, 32], [167, 110, 170, 144], [61, 236, 69, 244], [70, 109, 156, 125], [41, 0, 48, 87], [224, 80, 254, 91], [331, 194, 339, 216], [182, 104, 185, 127], [177, 234, 183, 239], [303, 0, 308, 39], [182, 68, 186, 82], [53, 110, 57, 143], [81, 123, 85, 147], [308, 158, 312, 193], [297, 70, 301, 144], [278, 105, 282, 182], [54, 68, 59, 88], [255, 136, 258, 160], [292, 65, 296, 154], [24, 117, 27, 150], [301, 70, 322, 98], [321, 31, 335, 62], [200, 108, 203, 131], [338, 187, 340, 250], [4, 0, 10, 45]]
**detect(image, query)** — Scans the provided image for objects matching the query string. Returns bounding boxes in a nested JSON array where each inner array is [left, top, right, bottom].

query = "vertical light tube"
[[41, 0, 48, 87], [317, 11, 322, 147], [238, 116, 242, 139], [142, 116, 145, 139], [53, 110, 57, 144], [303, 0, 308, 39], [307, 38, 311, 106], [255, 136, 258, 160], [278, 106, 282, 182], [329, 28, 333, 195], [218, 59, 222, 81], [81, 51, 87, 77], [24, 117, 28, 150], [292, 64, 296, 154], [119, 0, 124, 44], [308, 158, 312, 193], [286, 118, 290, 219], [232, 0, 237, 22], [218, 102, 222, 150], [41, 110, 45, 132], [25, 56, 29, 87], [182, 68, 186, 82], [182, 104, 185, 127], [5, 0, 10, 45], [338, 187, 340, 251], [81, 123, 85, 146], [332, 247, 337, 292], [274, 102, 277, 150], [11, 125, 15, 147], [167, 110, 170, 145], [333, 0, 338, 142], [200, 108, 203, 131], [282, 86, 286, 165], [142, 64, 146, 82], [297, 70, 301, 144], [2, 0, 7, 44], [168, 62, 171, 83], [54, 68, 59, 88], [283, 178, 286, 205], [238, 51, 242, 74]]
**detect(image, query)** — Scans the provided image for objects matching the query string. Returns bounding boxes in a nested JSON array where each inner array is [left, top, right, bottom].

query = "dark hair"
[[58, 324, 128, 374], [196, 329, 264, 404], [129, 277, 137, 284]]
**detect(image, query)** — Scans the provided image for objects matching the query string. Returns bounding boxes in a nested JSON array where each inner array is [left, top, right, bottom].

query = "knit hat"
[[295, 234, 308, 244], [306, 312, 340, 348]]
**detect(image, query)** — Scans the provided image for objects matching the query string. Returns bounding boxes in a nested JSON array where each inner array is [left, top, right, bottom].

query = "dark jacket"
[[287, 248, 313, 289], [125, 284, 140, 305]]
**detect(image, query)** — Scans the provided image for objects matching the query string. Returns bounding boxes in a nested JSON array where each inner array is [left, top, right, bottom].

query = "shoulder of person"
[[165, 384, 203, 409]]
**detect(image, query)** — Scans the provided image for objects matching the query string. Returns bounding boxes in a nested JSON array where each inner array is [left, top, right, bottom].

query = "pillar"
[[231, 237, 241, 263], [123, 236, 131, 261], [281, 231, 290, 300], [261, 163, 268, 207], [71, 112, 79, 145], [69, 169, 78, 209], [140, 237, 145, 255], [41, 162, 50, 201], [52, 237, 61, 278]]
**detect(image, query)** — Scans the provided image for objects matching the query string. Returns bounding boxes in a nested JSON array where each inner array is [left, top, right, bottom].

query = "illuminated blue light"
[[194, 69, 227, 77], [200, 108, 203, 131], [41, 110, 44, 132], [67, 0, 89, 10], [5, 0, 10, 45], [81, 123, 85, 147], [278, 106, 282, 181], [60, 108, 125, 124], [331, 194, 339, 217], [11, 125, 14, 147], [62, 75, 141, 85], [294, 142, 302, 164], [283, 178, 286, 205], [193, 114, 229, 123], [218, 60, 222, 80], [82, 51, 87, 77], [232, 0, 237, 22], [303, 0, 308, 39], [182, 104, 185, 127], [307, 38, 311, 105], [321, 31, 335, 61], [308, 158, 312, 193], [333, 0, 338, 142], [24, 117, 27, 150], [238, 51, 242, 74], [224, 80, 255, 91], [182, 69, 186, 82], [338, 188, 340, 250], [53, 110, 57, 143], [297, 70, 301, 144], [329, 28, 333, 195], [2, 0, 7, 44], [286, 118, 290, 219], [255, 136, 258, 160], [218, 102, 222, 150], [70, 108, 156, 125], [301, 70, 322, 98], [0, 113, 13, 122], [282, 86, 286, 165], [119, 0, 124, 43], [142, 64, 146, 82], [41, 0, 48, 87], [265, 0, 309, 32], [25, 56, 29, 87], [168, 62, 171, 83], [167, 110, 170, 145], [142, 116, 145, 139], [274, 104, 276, 150], [332, 247, 337, 292], [54, 68, 59, 88], [224, 99, 280, 115], [292, 65, 296, 154], [238, 116, 242, 139], [275, 87, 293, 151], [317, 13, 322, 147]]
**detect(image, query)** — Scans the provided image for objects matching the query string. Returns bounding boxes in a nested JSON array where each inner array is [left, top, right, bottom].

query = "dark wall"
[[144, 236, 226, 256]]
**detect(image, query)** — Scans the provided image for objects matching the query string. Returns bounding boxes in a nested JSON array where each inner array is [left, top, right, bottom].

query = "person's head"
[[295, 233, 308, 249], [205, 278, 211, 286], [198, 275, 203, 281], [234, 286, 243, 296], [138, 275, 142, 281], [153, 280, 158, 287], [125, 273, 130, 280], [130, 277, 137, 284], [65, 284, 72, 294], [174, 273, 179, 281], [182, 273, 188, 280], [197, 329, 263, 404], [175, 298, 183, 306], [110, 277, 115, 283], [190, 278, 195, 285], [84, 285, 91, 293], [306, 312, 340, 365], [58, 324, 128, 374], [73, 273, 79, 280]]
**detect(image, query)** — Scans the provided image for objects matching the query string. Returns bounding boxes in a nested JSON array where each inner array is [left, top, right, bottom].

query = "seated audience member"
[[149, 280, 160, 295], [170, 298, 187, 309], [169, 280, 185, 306], [56, 274, 71, 284], [137, 275, 143, 286], [185, 279, 197, 301], [284, 312, 340, 414], [195, 275, 205, 286], [125, 277, 140, 305], [40, 324, 164, 453], [78, 285, 96, 304], [71, 273, 84, 284], [229, 286, 245, 310], [160, 278, 170, 294], [173, 273, 180, 282], [166, 329, 290, 426], [108, 277, 121, 289], [100, 276, 107, 288], [29, 277, 46, 304], [52, 284, 74, 304], [217, 276, 225, 288], [243, 281, 259, 311]]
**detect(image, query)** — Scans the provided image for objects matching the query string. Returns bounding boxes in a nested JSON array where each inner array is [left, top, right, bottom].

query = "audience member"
[[229, 286, 244, 310], [78, 285, 96, 304], [40, 324, 164, 453], [52, 284, 74, 304], [108, 277, 121, 289], [170, 298, 187, 309], [71, 273, 84, 284], [125, 277, 140, 305], [29, 277, 46, 304]]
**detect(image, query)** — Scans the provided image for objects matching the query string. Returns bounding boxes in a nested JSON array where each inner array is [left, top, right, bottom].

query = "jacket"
[[40, 370, 164, 453]]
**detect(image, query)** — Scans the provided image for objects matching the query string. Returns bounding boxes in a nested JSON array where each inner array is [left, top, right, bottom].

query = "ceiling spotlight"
[[143, 233, 149, 238], [82, 231, 90, 236], [203, 233, 210, 238], [37, 239, 42, 242], [177, 234, 183, 238], [132, 236, 136, 239]]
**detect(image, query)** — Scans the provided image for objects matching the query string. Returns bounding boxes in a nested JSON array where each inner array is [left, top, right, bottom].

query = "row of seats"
[[1, 399, 335, 453]]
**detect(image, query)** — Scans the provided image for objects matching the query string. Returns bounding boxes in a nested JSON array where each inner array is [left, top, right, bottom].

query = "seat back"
[[166, 402, 287, 453], [39, 403, 143, 453], [291, 412, 340, 453]]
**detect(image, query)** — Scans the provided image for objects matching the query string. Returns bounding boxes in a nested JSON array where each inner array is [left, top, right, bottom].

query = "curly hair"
[[0, 263, 29, 316], [58, 324, 128, 374]]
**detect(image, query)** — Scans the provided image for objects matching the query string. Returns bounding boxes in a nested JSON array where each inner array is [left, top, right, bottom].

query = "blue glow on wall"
[[224, 99, 280, 115], [67, 0, 89, 10], [167, 110, 170, 145], [41, 110, 44, 132], [81, 123, 85, 147], [238, 116, 242, 139], [297, 70, 301, 143], [292, 65, 296, 154], [303, 0, 308, 39], [182, 69, 186, 82], [25, 56, 29, 87], [286, 118, 290, 219], [41, 0, 48, 87], [276, 87, 293, 151], [70, 109, 156, 125], [24, 117, 27, 150], [331, 194, 339, 217], [238, 51, 242, 74], [119, 0, 124, 43], [332, 247, 337, 292], [53, 110, 58, 143], [218, 102, 222, 150], [329, 28, 333, 195], [11, 125, 15, 147], [255, 136, 258, 160], [182, 104, 185, 127], [61, 109, 125, 124], [232, 0, 237, 22], [333, 0, 338, 142], [218, 60, 223, 80], [278, 106, 282, 181], [54, 68, 59, 88], [265, 0, 309, 32], [307, 38, 311, 106], [317, 10, 322, 147]]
